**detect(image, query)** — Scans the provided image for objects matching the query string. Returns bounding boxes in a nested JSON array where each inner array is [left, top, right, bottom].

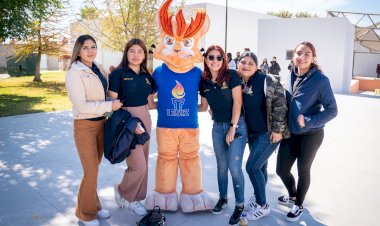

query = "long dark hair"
[[202, 45, 229, 86], [68, 34, 96, 69], [118, 38, 150, 74], [293, 41, 322, 72]]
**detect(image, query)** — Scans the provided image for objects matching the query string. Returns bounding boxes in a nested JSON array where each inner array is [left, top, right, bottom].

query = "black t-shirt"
[[90, 63, 107, 98], [199, 69, 241, 122], [108, 67, 156, 107], [242, 71, 268, 137]]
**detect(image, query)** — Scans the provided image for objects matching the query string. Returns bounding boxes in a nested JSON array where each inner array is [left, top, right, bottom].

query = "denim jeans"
[[246, 132, 279, 206], [212, 116, 247, 204]]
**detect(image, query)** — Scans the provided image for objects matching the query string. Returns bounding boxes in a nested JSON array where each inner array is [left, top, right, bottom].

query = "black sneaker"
[[278, 195, 296, 206], [212, 197, 228, 214], [286, 204, 303, 222], [229, 205, 244, 225]]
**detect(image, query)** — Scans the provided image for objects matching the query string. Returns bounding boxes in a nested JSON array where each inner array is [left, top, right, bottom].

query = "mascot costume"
[[144, 0, 214, 212]]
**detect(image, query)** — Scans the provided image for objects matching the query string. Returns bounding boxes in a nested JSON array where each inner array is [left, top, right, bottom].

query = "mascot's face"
[[154, 0, 209, 73]]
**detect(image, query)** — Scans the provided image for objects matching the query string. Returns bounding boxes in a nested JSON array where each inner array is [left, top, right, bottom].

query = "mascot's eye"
[[165, 36, 175, 46], [182, 38, 194, 48]]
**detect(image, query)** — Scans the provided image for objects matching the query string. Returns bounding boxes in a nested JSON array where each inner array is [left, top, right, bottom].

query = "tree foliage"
[[268, 10, 317, 18], [74, 0, 185, 51], [78, 6, 100, 20], [12, 0, 69, 82], [268, 10, 293, 18], [295, 12, 317, 18], [0, 0, 32, 40]]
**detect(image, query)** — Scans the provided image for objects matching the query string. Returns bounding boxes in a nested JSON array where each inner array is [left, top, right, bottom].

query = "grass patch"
[[0, 71, 71, 117]]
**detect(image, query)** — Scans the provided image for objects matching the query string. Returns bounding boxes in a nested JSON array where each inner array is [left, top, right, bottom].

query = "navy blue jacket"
[[104, 109, 150, 164], [286, 66, 338, 134]]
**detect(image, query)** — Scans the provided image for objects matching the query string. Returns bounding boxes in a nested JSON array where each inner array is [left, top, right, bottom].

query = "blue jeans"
[[246, 132, 279, 206], [212, 117, 247, 204]]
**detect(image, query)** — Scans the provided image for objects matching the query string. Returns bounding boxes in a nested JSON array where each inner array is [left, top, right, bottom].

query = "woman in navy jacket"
[[276, 42, 338, 222]]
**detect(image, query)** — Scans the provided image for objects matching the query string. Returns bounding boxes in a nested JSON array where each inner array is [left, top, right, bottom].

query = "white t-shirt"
[[228, 60, 236, 69]]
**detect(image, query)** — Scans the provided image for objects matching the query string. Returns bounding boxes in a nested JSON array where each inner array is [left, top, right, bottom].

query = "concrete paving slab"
[[0, 94, 379, 226]]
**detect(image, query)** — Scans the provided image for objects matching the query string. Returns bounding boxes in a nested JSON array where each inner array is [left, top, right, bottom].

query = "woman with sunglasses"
[[198, 45, 247, 225], [238, 51, 289, 221], [276, 42, 337, 222]]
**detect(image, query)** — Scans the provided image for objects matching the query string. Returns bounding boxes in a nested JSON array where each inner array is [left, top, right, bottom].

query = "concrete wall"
[[95, 48, 123, 72], [190, 3, 275, 55], [353, 43, 380, 77], [0, 44, 15, 71], [257, 17, 355, 93], [0, 44, 61, 71]]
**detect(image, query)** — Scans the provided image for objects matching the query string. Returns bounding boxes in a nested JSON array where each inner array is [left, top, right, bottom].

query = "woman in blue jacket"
[[276, 42, 338, 222]]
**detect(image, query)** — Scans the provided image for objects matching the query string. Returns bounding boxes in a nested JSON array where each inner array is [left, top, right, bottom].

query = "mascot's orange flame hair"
[[159, 0, 207, 39]]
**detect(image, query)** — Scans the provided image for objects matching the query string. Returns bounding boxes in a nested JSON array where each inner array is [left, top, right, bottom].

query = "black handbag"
[[136, 206, 166, 226]]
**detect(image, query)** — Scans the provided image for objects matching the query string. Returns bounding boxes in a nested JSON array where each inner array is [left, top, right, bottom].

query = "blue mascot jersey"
[[153, 63, 201, 128]]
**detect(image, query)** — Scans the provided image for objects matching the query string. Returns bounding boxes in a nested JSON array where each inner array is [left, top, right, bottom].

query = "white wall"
[[353, 43, 380, 77], [40, 54, 48, 70], [95, 48, 123, 71], [257, 17, 355, 93], [190, 3, 275, 56]]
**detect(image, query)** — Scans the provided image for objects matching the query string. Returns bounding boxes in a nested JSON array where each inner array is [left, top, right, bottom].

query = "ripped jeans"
[[212, 116, 247, 204]]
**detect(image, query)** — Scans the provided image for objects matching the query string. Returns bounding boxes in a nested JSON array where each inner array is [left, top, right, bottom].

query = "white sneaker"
[[244, 195, 256, 211], [247, 204, 271, 220], [97, 209, 110, 219], [129, 201, 147, 216], [79, 219, 99, 226], [114, 184, 125, 208]]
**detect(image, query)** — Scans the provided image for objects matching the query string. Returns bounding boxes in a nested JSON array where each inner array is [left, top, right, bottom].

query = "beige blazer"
[[65, 60, 112, 119]]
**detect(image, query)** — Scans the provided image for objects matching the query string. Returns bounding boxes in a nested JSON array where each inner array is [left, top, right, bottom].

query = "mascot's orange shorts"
[[155, 128, 203, 195]]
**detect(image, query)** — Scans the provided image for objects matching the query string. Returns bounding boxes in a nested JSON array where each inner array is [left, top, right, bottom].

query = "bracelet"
[[229, 122, 238, 128]]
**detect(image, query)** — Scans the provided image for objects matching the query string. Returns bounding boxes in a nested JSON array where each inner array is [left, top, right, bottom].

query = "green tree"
[[74, 0, 185, 51], [295, 12, 317, 18], [0, 0, 30, 40], [78, 6, 100, 20], [13, 0, 68, 82], [268, 10, 293, 18], [268, 10, 317, 18]]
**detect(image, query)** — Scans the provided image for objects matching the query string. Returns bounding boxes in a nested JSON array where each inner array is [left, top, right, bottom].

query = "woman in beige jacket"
[[65, 35, 122, 226]]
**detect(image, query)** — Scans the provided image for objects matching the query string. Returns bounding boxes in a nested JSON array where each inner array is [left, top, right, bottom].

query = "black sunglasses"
[[207, 55, 223, 61]]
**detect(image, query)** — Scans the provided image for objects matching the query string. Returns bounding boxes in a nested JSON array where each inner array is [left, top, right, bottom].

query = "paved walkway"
[[0, 94, 379, 226]]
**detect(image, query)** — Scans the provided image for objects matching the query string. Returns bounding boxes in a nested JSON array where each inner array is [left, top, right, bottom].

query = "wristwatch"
[[229, 123, 238, 128]]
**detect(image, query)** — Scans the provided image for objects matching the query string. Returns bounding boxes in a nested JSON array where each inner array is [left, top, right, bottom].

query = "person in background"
[[227, 52, 237, 70], [199, 45, 247, 225], [269, 56, 281, 75], [234, 51, 241, 68], [108, 38, 156, 216], [376, 63, 380, 78], [259, 58, 269, 74], [238, 51, 289, 221], [276, 42, 337, 222], [288, 60, 294, 71], [65, 34, 123, 226]]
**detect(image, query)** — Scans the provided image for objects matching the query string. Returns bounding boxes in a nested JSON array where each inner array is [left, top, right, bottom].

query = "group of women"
[[65, 34, 337, 226]]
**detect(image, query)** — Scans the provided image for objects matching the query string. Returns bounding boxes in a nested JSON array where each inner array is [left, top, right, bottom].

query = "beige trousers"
[[73, 119, 105, 221], [117, 105, 152, 202]]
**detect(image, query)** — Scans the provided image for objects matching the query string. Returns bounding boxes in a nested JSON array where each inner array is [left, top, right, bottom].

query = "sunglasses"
[[207, 55, 223, 61]]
